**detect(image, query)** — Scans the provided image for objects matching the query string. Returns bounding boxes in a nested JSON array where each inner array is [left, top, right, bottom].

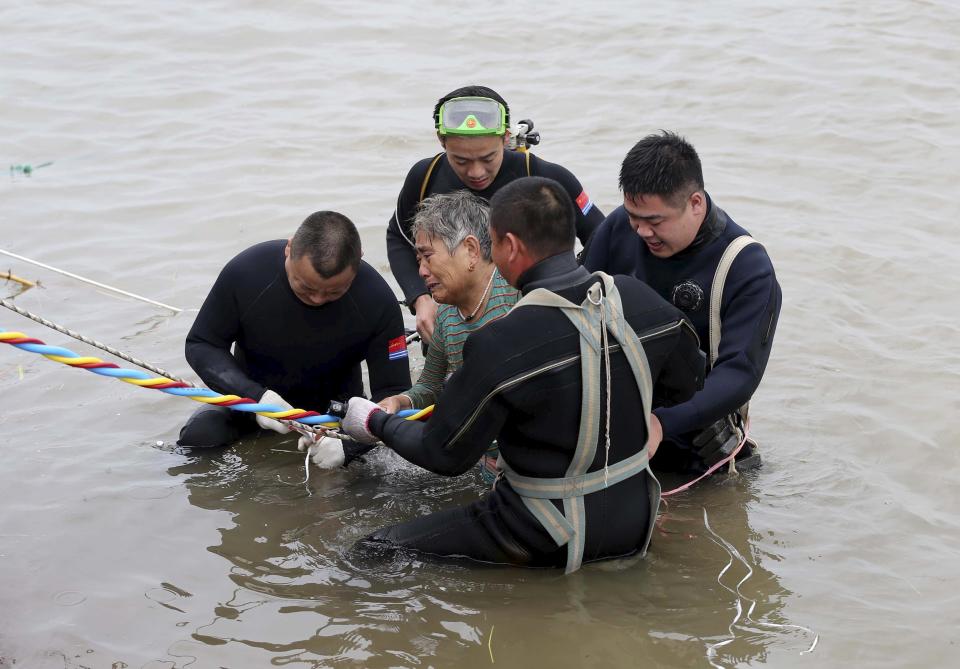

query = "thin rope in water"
[[702, 507, 818, 666], [660, 430, 748, 498], [0, 248, 185, 312], [0, 327, 431, 432]]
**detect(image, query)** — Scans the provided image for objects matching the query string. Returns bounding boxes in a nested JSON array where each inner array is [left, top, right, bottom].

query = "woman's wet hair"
[[433, 85, 510, 129], [412, 191, 492, 260], [290, 211, 362, 278], [619, 130, 704, 209], [489, 177, 575, 258]]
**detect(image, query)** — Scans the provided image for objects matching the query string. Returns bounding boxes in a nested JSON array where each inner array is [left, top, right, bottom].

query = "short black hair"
[[433, 85, 511, 129], [489, 177, 575, 258], [619, 131, 704, 208], [290, 211, 361, 278]]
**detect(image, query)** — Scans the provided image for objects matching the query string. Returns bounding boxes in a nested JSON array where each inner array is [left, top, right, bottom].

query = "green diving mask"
[[437, 96, 507, 136]]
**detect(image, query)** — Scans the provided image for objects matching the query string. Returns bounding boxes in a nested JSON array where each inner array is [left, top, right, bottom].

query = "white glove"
[[255, 389, 293, 434], [340, 397, 383, 445], [302, 436, 347, 469]]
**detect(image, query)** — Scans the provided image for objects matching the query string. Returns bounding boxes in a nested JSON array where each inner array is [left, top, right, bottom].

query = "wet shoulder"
[[224, 239, 285, 277], [350, 261, 398, 304], [714, 208, 776, 274], [527, 153, 585, 193]]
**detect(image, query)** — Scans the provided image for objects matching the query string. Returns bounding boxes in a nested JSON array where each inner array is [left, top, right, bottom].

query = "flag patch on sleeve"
[[388, 335, 408, 361], [575, 190, 593, 215]]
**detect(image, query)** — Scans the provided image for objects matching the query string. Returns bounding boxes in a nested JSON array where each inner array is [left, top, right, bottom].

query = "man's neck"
[[681, 192, 725, 256], [516, 252, 589, 295]]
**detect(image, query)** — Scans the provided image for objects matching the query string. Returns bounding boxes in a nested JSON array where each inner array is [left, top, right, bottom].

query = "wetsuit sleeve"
[[581, 212, 615, 272], [184, 261, 265, 401], [533, 157, 604, 246], [363, 285, 413, 402], [387, 159, 434, 309], [651, 320, 706, 409], [654, 246, 782, 438], [405, 314, 448, 408], [368, 326, 508, 476]]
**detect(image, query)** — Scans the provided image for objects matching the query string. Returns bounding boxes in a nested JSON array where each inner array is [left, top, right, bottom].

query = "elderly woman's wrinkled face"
[[415, 230, 474, 306]]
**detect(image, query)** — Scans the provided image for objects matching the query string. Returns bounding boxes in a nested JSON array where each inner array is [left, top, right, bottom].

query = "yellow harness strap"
[[419, 153, 445, 203]]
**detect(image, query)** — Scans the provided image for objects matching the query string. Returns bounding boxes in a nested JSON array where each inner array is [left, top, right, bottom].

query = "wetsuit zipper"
[[445, 318, 692, 448]]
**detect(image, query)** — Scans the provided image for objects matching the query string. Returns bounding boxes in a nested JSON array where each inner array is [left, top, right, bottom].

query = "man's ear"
[[285, 238, 292, 258], [689, 191, 706, 215], [504, 231, 522, 264], [437, 133, 446, 148]]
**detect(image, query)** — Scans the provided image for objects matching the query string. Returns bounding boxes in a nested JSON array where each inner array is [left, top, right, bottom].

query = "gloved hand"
[[692, 416, 742, 466], [298, 432, 378, 468], [299, 435, 347, 469], [255, 389, 293, 434], [340, 396, 383, 445]]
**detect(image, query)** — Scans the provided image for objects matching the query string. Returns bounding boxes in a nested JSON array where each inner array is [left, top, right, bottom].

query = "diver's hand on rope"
[[299, 432, 377, 469], [341, 397, 383, 445], [256, 389, 294, 434], [303, 435, 348, 469], [413, 294, 437, 345]]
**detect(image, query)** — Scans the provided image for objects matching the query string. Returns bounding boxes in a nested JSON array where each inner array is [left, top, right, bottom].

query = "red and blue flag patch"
[[575, 190, 593, 215], [388, 335, 408, 361]]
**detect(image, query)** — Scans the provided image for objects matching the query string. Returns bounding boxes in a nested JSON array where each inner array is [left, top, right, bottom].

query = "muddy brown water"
[[2, 2, 959, 666]]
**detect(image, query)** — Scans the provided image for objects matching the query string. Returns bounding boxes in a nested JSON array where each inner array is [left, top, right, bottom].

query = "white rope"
[[3, 296, 325, 438], [1, 297, 188, 381], [702, 507, 819, 665], [0, 248, 185, 312], [587, 286, 612, 487]]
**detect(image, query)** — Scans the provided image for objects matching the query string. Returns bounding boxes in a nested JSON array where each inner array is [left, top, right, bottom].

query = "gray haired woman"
[[380, 190, 519, 481]]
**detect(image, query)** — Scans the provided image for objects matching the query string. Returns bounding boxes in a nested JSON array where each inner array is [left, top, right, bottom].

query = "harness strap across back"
[[502, 272, 660, 573]]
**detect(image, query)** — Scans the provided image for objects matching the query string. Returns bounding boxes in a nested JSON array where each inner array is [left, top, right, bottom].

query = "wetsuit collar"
[[678, 192, 726, 257], [517, 252, 591, 295]]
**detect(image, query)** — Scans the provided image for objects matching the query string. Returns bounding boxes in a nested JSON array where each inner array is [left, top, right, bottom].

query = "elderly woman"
[[380, 190, 518, 480], [302, 191, 517, 474]]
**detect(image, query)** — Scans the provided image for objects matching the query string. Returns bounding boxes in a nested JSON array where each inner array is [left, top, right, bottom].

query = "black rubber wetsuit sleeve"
[[656, 245, 781, 437], [185, 258, 269, 402], [530, 154, 604, 246], [368, 330, 509, 476], [386, 157, 435, 308], [651, 321, 706, 410]]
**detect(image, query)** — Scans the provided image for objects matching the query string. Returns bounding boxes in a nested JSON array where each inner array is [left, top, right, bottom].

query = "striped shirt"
[[406, 269, 519, 409]]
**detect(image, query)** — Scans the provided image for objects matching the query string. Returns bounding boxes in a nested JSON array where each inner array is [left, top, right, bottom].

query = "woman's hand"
[[413, 294, 437, 345], [379, 394, 412, 414]]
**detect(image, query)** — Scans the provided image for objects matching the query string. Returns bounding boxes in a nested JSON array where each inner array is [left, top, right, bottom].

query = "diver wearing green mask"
[[386, 85, 604, 347]]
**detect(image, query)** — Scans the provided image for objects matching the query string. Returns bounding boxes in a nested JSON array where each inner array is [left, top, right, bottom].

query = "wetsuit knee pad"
[[177, 405, 253, 448]]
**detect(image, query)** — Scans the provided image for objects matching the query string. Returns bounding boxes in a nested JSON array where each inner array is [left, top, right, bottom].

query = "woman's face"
[[415, 230, 475, 306]]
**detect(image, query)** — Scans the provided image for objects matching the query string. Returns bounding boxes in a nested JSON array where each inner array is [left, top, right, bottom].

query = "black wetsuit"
[[387, 150, 605, 308], [179, 240, 411, 447], [583, 195, 782, 472], [359, 253, 703, 567]]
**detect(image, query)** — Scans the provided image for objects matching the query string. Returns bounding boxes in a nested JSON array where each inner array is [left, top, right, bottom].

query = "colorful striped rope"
[[1, 328, 433, 427]]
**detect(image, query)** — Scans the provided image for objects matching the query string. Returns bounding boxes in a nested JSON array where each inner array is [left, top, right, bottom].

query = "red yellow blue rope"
[[1, 328, 433, 426]]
